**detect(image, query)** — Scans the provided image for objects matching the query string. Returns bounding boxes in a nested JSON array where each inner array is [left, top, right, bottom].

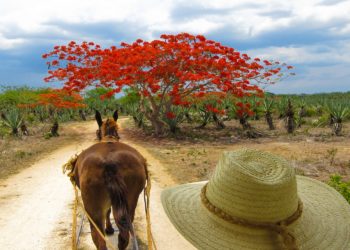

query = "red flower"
[[166, 112, 176, 119], [236, 102, 244, 108]]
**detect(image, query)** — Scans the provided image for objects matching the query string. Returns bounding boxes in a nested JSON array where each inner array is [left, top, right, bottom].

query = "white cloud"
[[0, 34, 25, 49], [245, 41, 350, 65], [1, 0, 350, 43], [0, 0, 174, 46], [151, 18, 223, 34]]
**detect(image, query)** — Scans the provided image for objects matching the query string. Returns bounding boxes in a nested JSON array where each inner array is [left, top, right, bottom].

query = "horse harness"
[[66, 152, 156, 250]]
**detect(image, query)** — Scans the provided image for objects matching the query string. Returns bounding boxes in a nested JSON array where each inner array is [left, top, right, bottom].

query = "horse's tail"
[[103, 163, 131, 233]]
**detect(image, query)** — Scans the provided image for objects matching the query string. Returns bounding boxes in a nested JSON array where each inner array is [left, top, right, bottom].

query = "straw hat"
[[161, 148, 350, 250]]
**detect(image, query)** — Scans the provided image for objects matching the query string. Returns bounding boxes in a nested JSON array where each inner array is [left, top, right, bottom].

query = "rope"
[[200, 183, 302, 250], [144, 165, 158, 250], [72, 184, 78, 250], [73, 185, 118, 250]]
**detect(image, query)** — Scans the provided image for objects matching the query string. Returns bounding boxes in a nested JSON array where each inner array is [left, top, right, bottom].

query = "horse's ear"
[[95, 110, 103, 127], [113, 110, 118, 121]]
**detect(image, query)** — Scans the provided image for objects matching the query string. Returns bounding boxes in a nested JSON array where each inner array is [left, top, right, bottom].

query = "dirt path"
[[0, 119, 194, 250]]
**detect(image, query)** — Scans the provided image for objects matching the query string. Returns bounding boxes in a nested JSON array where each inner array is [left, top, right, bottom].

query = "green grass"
[[328, 174, 350, 204]]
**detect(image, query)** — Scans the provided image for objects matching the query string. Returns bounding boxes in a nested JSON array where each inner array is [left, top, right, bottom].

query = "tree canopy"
[[43, 33, 293, 134]]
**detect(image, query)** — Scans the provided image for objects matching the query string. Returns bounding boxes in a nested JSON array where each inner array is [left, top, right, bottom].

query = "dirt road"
[[0, 119, 194, 250]]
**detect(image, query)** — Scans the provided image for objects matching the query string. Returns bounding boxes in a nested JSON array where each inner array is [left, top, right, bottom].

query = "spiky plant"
[[195, 105, 212, 129], [285, 99, 295, 134], [163, 106, 187, 134], [327, 102, 350, 136], [1, 109, 23, 135], [298, 99, 307, 118], [262, 98, 275, 130], [250, 96, 262, 121], [276, 97, 288, 119]]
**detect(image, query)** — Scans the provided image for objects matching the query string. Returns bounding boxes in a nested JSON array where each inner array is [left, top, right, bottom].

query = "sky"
[[0, 0, 349, 94]]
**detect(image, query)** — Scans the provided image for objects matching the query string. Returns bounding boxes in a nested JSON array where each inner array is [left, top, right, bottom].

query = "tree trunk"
[[333, 123, 342, 136], [21, 123, 29, 136], [185, 112, 192, 123], [285, 100, 295, 134], [50, 121, 59, 137], [196, 112, 210, 129], [213, 113, 225, 129], [253, 112, 260, 120], [141, 95, 164, 136], [239, 117, 262, 138], [329, 114, 335, 126], [151, 119, 164, 136], [137, 118, 144, 128], [169, 124, 178, 134], [286, 117, 295, 133], [195, 121, 207, 129], [332, 118, 342, 136], [132, 115, 144, 128], [239, 117, 251, 130], [265, 112, 275, 130], [299, 106, 306, 117], [79, 110, 86, 121], [12, 127, 19, 136]]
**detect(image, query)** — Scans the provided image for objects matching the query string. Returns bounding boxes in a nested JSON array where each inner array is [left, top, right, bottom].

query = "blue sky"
[[0, 0, 349, 94]]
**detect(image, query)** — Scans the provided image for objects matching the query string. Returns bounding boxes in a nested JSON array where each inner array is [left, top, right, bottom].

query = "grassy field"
[[121, 118, 350, 185], [0, 121, 84, 180]]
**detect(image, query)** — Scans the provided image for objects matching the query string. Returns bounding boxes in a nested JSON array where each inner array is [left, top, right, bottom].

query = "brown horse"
[[73, 110, 147, 250]]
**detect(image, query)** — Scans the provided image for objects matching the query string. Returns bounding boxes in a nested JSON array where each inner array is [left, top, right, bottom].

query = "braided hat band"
[[200, 183, 303, 250]]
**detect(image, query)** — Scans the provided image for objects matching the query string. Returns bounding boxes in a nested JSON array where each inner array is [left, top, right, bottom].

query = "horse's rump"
[[74, 142, 147, 237]]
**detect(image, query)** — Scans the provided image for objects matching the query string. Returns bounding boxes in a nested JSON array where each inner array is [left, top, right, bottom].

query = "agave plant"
[[276, 97, 288, 119], [1, 109, 23, 135], [327, 102, 350, 136], [284, 99, 295, 134], [298, 99, 307, 118], [162, 106, 187, 133], [262, 98, 275, 130], [124, 102, 146, 128]]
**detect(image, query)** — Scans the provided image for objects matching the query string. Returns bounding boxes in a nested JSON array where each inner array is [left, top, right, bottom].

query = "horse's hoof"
[[105, 227, 115, 235]]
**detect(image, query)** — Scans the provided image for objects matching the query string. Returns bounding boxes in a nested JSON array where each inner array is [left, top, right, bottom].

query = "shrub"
[[304, 107, 317, 117], [328, 174, 350, 204], [311, 114, 329, 127], [1, 109, 23, 135]]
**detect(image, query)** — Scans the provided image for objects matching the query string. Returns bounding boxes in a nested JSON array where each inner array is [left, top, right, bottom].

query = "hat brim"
[[161, 176, 350, 250]]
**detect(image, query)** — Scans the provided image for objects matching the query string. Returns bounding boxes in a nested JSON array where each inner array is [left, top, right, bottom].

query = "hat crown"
[[206, 149, 298, 223]]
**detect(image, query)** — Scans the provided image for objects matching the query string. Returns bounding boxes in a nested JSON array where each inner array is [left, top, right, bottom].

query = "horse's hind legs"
[[105, 208, 115, 235], [88, 215, 108, 250], [112, 209, 130, 250]]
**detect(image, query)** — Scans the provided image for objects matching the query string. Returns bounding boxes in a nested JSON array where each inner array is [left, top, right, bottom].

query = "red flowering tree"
[[39, 89, 86, 136], [43, 33, 293, 135], [37, 89, 86, 109], [20, 89, 85, 136]]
